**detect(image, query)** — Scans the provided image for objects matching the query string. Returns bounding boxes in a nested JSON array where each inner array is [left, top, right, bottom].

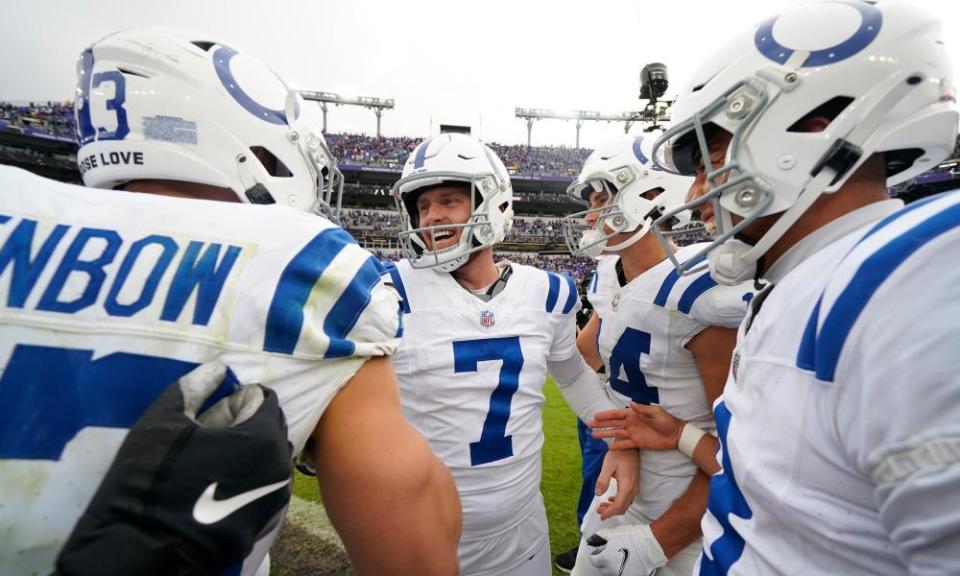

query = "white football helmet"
[[391, 133, 514, 272], [562, 134, 694, 257], [75, 27, 342, 221], [652, 0, 957, 285]]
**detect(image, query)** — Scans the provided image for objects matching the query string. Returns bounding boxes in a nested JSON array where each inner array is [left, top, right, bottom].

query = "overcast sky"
[[2, 0, 958, 148]]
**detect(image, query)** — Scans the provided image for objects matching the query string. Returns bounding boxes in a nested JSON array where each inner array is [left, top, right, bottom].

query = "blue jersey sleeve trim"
[[814, 201, 960, 382], [383, 261, 410, 314], [264, 228, 355, 355], [324, 256, 387, 359], [654, 254, 706, 308], [795, 296, 821, 371], [545, 271, 561, 312], [678, 270, 718, 314], [857, 192, 950, 246], [562, 274, 578, 314], [653, 268, 680, 307], [596, 316, 602, 353]]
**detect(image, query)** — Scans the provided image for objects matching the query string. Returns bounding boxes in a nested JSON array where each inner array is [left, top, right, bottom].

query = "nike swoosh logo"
[[192, 478, 290, 525], [617, 548, 629, 576]]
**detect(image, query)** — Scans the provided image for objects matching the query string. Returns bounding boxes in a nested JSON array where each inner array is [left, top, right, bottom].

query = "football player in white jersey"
[[560, 135, 753, 576], [386, 133, 638, 576], [594, 1, 960, 573], [0, 28, 460, 576]]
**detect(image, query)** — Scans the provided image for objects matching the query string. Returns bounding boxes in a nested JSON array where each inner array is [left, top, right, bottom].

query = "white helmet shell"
[[390, 133, 514, 272], [563, 134, 694, 256], [652, 0, 957, 283], [75, 27, 342, 220]]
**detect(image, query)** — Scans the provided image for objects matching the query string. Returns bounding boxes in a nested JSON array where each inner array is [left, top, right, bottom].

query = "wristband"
[[678, 422, 706, 459]]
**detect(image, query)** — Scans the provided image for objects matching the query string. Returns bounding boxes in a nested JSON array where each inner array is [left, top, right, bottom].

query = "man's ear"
[[792, 115, 833, 134]]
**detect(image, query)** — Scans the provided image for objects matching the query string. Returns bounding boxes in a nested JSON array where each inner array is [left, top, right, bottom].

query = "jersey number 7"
[[453, 336, 524, 466]]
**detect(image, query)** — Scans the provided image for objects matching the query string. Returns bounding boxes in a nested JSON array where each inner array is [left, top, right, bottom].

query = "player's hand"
[[55, 361, 293, 576], [589, 402, 684, 451], [594, 448, 639, 520], [586, 524, 667, 576]]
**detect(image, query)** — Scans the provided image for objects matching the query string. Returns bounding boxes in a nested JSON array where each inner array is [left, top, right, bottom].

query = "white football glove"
[[587, 524, 667, 576]]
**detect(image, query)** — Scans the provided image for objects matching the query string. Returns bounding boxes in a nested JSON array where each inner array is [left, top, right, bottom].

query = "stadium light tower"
[[515, 106, 672, 147], [515, 108, 626, 149], [298, 91, 395, 136], [516, 62, 675, 146]]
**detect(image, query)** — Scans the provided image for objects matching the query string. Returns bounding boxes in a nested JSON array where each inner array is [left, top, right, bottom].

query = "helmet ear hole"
[[641, 186, 664, 201], [498, 201, 509, 213], [250, 146, 292, 177], [116, 67, 150, 79], [885, 148, 925, 178], [787, 96, 855, 133], [190, 40, 216, 52]]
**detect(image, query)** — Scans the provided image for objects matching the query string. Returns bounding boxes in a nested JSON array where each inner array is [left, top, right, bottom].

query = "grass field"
[[273, 377, 585, 575]]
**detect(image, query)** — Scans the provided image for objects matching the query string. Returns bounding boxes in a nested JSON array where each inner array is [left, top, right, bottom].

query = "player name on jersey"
[[78, 151, 145, 175], [0, 214, 239, 325]]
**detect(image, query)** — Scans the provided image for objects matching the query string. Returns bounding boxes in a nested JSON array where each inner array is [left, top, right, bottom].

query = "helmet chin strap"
[[708, 240, 758, 285], [433, 254, 470, 273], [710, 168, 837, 285], [578, 229, 607, 258], [604, 224, 651, 253]]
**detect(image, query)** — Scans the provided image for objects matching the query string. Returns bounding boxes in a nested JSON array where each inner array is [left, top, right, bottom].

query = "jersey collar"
[[765, 199, 903, 284]]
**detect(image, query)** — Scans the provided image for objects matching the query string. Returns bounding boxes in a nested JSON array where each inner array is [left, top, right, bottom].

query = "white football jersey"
[[387, 259, 579, 575], [586, 255, 618, 320], [699, 195, 960, 575], [0, 167, 401, 576], [595, 244, 752, 519]]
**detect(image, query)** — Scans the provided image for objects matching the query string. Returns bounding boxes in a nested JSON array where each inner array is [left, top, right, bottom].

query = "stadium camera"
[[640, 63, 669, 102]]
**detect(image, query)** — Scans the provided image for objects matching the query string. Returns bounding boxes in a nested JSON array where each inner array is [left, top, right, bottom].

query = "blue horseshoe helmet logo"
[[213, 45, 289, 125], [755, 0, 882, 68]]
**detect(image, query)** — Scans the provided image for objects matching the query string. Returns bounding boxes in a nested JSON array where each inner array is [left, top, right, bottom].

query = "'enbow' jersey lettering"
[[0, 166, 401, 576]]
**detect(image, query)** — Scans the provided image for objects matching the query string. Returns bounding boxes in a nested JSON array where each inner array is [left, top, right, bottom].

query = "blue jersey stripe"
[[653, 268, 680, 307], [678, 270, 718, 314], [654, 254, 705, 307], [589, 271, 599, 294], [814, 201, 960, 382], [859, 192, 952, 245], [383, 262, 410, 314], [799, 195, 956, 372], [545, 272, 561, 312], [264, 228, 354, 355], [562, 274, 578, 314], [795, 296, 821, 371], [596, 316, 603, 359], [324, 256, 387, 359]]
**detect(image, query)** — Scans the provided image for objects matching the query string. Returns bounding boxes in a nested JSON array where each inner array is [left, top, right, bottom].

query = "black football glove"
[[55, 361, 293, 576]]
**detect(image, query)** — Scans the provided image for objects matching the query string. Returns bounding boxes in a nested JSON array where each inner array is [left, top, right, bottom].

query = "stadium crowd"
[[0, 101, 75, 139], [4, 102, 958, 183], [366, 246, 596, 286], [337, 209, 600, 283], [329, 132, 590, 176], [340, 209, 574, 243], [0, 104, 593, 177]]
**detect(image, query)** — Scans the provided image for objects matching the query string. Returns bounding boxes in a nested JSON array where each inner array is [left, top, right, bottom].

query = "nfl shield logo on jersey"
[[480, 310, 495, 328]]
